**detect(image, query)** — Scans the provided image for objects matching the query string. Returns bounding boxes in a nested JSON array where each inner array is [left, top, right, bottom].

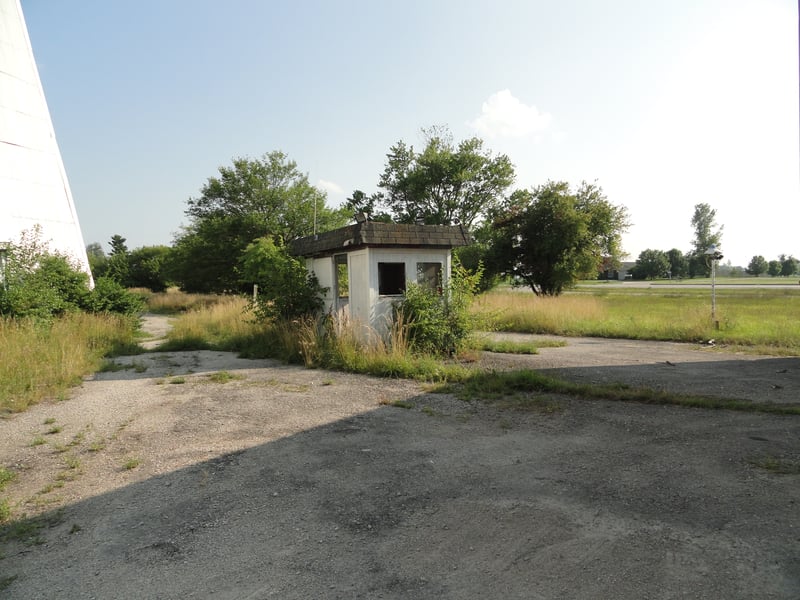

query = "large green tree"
[[746, 255, 768, 276], [688, 203, 723, 277], [666, 248, 688, 278], [375, 127, 515, 227], [489, 181, 629, 295], [172, 152, 348, 293], [779, 254, 798, 277], [631, 249, 670, 280], [127, 245, 172, 292], [105, 235, 130, 285]]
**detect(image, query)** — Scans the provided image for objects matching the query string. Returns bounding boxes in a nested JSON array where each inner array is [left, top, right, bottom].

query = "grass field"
[[476, 285, 800, 354], [585, 276, 800, 286]]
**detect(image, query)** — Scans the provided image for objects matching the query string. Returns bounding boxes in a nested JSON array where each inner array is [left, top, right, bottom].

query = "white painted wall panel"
[[0, 0, 92, 280]]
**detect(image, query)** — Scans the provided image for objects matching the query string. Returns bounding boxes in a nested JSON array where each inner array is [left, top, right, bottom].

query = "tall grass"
[[135, 288, 232, 314], [0, 313, 140, 414], [159, 296, 261, 351], [163, 299, 470, 381], [475, 288, 800, 353]]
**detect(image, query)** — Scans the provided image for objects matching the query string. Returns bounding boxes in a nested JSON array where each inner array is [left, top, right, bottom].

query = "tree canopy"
[[746, 255, 768, 276], [689, 203, 723, 277], [779, 254, 798, 277], [488, 181, 629, 295], [631, 249, 670, 280], [172, 152, 348, 293], [373, 127, 515, 228], [665, 248, 688, 279]]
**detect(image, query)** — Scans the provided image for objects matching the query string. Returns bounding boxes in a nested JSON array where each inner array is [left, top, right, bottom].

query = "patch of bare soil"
[[1, 319, 798, 599]]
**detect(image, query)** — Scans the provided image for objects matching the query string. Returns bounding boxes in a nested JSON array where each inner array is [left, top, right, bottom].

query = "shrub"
[[0, 228, 90, 319], [395, 260, 481, 355], [84, 277, 145, 316], [239, 237, 325, 321]]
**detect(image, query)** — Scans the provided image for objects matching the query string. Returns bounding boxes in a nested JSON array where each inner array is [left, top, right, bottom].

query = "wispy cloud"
[[468, 89, 553, 138], [317, 179, 343, 195]]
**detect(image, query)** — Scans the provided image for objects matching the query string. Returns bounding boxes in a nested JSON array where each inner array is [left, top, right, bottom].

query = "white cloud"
[[317, 179, 343, 195], [468, 89, 553, 138]]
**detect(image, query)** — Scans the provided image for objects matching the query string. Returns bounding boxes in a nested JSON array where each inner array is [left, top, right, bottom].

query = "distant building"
[[0, 0, 92, 281], [290, 221, 471, 340], [599, 261, 636, 281]]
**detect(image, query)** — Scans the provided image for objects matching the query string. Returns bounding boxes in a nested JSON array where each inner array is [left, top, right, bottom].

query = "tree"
[[172, 152, 348, 293], [168, 216, 257, 293], [489, 181, 629, 295], [746, 255, 768, 276], [779, 254, 799, 277], [688, 203, 723, 277], [666, 248, 688, 279], [127, 245, 172, 292], [376, 127, 515, 228], [631, 249, 670, 280], [767, 260, 782, 277], [86, 242, 108, 279], [105, 235, 130, 285], [343, 190, 392, 223]]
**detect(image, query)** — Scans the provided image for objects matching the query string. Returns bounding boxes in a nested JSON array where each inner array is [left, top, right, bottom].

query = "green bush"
[[0, 228, 145, 319], [239, 237, 325, 321], [84, 277, 146, 316], [395, 261, 481, 355], [0, 229, 90, 319]]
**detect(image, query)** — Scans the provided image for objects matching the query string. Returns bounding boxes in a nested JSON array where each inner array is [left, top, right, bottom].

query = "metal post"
[[711, 256, 716, 324], [0, 246, 7, 291], [705, 244, 723, 330]]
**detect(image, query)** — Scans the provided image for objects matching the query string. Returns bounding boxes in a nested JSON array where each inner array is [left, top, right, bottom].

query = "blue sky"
[[23, 0, 799, 267]]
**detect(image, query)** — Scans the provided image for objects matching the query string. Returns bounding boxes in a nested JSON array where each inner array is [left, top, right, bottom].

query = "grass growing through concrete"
[[476, 338, 565, 354], [439, 369, 800, 415], [205, 371, 242, 383], [747, 456, 800, 474]]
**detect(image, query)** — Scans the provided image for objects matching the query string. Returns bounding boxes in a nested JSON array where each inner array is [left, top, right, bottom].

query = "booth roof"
[[289, 221, 472, 258]]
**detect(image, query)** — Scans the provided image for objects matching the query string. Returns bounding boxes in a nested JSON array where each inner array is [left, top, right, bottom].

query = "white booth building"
[[290, 221, 471, 338]]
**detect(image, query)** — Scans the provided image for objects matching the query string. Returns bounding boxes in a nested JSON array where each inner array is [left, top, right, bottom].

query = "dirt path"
[[1, 319, 798, 599]]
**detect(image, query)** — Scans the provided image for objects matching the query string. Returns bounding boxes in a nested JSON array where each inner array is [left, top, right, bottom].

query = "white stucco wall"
[[367, 248, 451, 335], [306, 247, 452, 340], [0, 0, 92, 281]]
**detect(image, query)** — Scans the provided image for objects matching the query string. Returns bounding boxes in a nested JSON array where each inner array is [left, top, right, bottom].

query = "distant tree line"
[[628, 203, 798, 280]]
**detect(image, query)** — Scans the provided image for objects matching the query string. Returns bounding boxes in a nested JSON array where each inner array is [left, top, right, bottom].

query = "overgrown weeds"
[[138, 288, 228, 314], [0, 312, 140, 413], [162, 299, 472, 382]]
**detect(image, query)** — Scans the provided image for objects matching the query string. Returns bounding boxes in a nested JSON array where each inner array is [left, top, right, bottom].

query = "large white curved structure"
[[0, 0, 92, 280]]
